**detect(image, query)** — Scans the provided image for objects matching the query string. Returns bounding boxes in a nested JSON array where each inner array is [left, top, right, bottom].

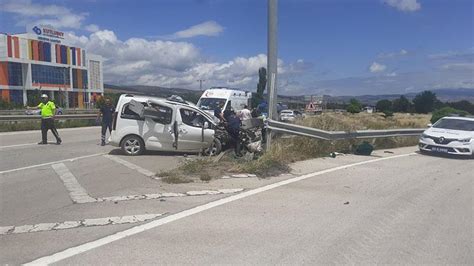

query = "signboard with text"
[[27, 25, 65, 44]]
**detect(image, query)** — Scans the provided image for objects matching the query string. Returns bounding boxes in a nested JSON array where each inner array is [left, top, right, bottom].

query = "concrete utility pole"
[[197, 79, 205, 91], [266, 0, 278, 149]]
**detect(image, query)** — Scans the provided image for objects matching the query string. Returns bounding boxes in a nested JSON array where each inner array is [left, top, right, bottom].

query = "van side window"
[[121, 102, 146, 120], [180, 109, 207, 128], [149, 103, 173, 124]]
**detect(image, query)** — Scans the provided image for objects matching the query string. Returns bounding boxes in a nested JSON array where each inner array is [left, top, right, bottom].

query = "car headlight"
[[421, 133, 430, 139], [459, 138, 471, 143]]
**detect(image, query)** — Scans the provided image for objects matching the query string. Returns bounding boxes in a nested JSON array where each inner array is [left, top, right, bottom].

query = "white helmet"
[[41, 94, 48, 98]]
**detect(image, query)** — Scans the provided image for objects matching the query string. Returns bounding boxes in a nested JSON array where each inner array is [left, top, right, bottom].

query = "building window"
[[7, 62, 23, 86], [89, 60, 101, 90], [32, 64, 70, 86], [72, 68, 88, 89]]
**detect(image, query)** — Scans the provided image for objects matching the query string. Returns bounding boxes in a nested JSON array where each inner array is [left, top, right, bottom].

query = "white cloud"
[[441, 63, 474, 71], [378, 49, 409, 58], [66, 29, 298, 89], [384, 0, 421, 12], [386, 72, 398, 77], [170, 21, 224, 39], [85, 24, 100, 32], [369, 62, 387, 73], [1, 0, 88, 29]]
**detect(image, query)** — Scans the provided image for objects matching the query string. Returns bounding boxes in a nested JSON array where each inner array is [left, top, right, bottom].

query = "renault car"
[[419, 116, 474, 157]]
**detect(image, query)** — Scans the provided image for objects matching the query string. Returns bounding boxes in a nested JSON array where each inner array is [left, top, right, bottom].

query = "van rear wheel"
[[121, 135, 145, 156]]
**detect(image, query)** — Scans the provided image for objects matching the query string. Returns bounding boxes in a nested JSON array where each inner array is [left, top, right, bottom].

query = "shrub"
[[430, 107, 469, 124]]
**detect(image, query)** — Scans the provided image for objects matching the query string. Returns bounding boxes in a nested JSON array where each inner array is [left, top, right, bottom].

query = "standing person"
[[239, 105, 252, 121], [27, 94, 62, 145], [97, 97, 115, 146], [214, 102, 225, 122], [225, 111, 242, 157]]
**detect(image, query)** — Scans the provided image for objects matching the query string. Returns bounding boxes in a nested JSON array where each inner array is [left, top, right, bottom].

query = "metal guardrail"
[[267, 119, 425, 140], [0, 109, 98, 115], [0, 114, 97, 121]]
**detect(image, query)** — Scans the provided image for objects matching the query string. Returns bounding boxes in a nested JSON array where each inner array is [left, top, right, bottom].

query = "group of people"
[[27, 94, 115, 146], [213, 103, 257, 157]]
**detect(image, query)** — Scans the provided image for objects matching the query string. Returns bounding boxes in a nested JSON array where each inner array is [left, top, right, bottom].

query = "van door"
[[177, 107, 214, 151], [142, 103, 175, 151]]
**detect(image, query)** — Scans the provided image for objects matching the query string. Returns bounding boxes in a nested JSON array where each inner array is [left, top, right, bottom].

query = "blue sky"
[[1, 0, 473, 96]]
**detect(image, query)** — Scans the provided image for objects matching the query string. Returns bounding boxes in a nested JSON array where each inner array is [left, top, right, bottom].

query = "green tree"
[[392, 96, 411, 113], [375, 99, 392, 113], [347, 98, 362, 114], [447, 100, 474, 114], [252, 67, 267, 107], [413, 91, 438, 114]]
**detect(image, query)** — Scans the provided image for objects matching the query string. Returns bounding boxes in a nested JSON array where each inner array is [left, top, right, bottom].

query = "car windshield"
[[280, 111, 293, 115], [433, 118, 474, 131], [198, 98, 227, 110]]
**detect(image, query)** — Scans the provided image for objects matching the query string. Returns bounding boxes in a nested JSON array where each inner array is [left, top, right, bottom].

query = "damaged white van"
[[109, 94, 218, 156]]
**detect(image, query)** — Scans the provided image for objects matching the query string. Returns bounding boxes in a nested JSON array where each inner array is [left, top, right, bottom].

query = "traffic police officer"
[[28, 94, 62, 145]]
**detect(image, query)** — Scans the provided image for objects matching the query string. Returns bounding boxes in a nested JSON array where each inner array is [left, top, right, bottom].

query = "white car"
[[109, 94, 218, 156], [279, 110, 304, 122], [419, 116, 474, 157]]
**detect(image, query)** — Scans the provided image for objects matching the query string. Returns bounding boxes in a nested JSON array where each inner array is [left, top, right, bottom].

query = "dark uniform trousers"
[[41, 118, 61, 143]]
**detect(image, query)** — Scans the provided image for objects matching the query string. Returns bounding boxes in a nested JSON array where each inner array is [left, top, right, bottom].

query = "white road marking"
[[51, 163, 96, 204], [103, 155, 156, 178], [0, 152, 106, 176], [0, 142, 38, 150], [26, 153, 417, 265], [96, 189, 244, 203], [0, 126, 100, 136], [0, 214, 164, 235]]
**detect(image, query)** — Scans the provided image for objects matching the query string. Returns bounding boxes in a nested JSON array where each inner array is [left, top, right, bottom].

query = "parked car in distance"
[[419, 116, 474, 157], [279, 109, 304, 122], [109, 94, 218, 156], [25, 107, 63, 115]]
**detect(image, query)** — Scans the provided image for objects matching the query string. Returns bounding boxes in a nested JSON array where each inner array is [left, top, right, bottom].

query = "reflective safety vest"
[[38, 101, 56, 118]]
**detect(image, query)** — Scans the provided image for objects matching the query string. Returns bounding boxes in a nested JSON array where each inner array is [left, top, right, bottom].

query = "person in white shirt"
[[239, 105, 252, 121]]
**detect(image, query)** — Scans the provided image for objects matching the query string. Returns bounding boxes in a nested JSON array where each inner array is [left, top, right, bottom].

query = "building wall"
[[0, 33, 103, 107]]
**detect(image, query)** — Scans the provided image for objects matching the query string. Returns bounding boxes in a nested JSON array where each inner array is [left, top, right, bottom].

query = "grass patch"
[[158, 158, 221, 183]]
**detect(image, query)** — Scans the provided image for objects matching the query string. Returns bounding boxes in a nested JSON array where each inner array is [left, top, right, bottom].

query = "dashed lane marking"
[[0, 214, 164, 235], [103, 154, 156, 178], [26, 153, 417, 265], [52, 163, 97, 204], [0, 142, 38, 150], [0, 152, 106, 176]]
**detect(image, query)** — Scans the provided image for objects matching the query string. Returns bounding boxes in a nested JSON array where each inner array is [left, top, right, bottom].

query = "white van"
[[109, 94, 218, 156], [197, 87, 252, 116]]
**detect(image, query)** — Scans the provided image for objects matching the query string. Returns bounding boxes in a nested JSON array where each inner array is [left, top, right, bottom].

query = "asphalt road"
[[0, 127, 472, 264]]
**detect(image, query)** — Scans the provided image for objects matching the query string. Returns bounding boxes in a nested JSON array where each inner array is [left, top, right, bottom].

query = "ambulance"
[[197, 87, 252, 116]]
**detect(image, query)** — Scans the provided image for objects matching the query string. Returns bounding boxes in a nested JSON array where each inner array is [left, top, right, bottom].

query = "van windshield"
[[198, 98, 227, 111]]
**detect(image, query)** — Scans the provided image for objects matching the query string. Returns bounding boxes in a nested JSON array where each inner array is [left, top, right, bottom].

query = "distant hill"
[[326, 89, 474, 105], [104, 84, 474, 105]]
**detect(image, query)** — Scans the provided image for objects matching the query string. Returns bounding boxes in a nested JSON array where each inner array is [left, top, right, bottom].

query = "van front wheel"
[[121, 135, 145, 156]]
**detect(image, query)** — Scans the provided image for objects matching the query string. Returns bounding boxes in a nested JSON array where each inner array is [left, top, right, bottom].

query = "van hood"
[[424, 127, 474, 139]]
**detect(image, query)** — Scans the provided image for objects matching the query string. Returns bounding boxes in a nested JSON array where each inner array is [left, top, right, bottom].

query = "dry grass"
[[159, 158, 227, 183], [160, 112, 430, 181]]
